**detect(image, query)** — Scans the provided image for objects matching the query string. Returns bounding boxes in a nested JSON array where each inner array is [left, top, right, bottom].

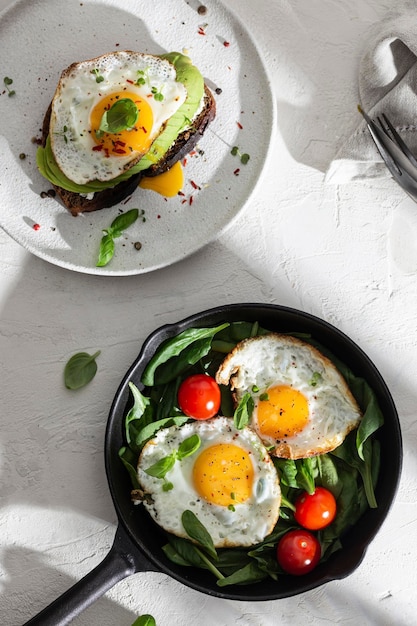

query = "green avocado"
[[37, 52, 205, 193]]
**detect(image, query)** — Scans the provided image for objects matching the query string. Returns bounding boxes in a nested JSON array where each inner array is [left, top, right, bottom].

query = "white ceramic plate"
[[0, 0, 275, 276]]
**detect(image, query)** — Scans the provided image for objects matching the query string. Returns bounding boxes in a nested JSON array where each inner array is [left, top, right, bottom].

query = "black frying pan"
[[24, 303, 402, 625]]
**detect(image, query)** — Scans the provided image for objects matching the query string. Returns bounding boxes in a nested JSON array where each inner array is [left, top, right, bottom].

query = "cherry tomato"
[[277, 529, 321, 575], [294, 486, 337, 530], [177, 374, 221, 420]]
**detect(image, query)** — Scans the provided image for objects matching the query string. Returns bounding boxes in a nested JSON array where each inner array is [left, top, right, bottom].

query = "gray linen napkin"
[[326, 11, 417, 183]]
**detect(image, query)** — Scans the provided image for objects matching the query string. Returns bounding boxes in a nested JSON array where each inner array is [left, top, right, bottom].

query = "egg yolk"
[[90, 91, 153, 156], [193, 443, 254, 507], [139, 160, 184, 197], [257, 385, 309, 439]]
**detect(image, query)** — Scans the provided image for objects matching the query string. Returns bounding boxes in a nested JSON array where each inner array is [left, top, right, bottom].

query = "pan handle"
[[23, 523, 157, 626]]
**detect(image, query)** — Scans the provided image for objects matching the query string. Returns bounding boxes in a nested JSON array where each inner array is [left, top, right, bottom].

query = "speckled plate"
[[0, 0, 275, 276]]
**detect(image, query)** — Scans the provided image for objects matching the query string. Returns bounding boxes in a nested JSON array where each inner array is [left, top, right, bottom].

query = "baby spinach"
[[64, 350, 100, 389], [97, 98, 139, 137], [182, 509, 217, 560], [141, 323, 229, 386], [131, 616, 156, 626]]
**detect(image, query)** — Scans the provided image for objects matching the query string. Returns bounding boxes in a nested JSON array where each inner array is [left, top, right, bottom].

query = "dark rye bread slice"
[[41, 85, 216, 216]]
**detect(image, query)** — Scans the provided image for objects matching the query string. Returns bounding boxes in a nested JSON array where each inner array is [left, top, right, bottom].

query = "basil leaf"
[[131, 616, 156, 626], [96, 233, 115, 267], [177, 434, 201, 460], [98, 98, 139, 135], [181, 510, 217, 560], [144, 454, 176, 479], [233, 392, 254, 429], [141, 324, 229, 386], [64, 350, 100, 389], [109, 208, 139, 238]]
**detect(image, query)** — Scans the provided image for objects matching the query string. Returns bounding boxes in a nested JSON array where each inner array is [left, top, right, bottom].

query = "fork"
[[358, 106, 417, 200]]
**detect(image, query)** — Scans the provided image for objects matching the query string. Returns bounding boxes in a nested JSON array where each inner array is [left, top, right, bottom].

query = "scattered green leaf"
[[90, 68, 104, 83], [233, 392, 254, 429], [3, 76, 15, 96], [96, 208, 139, 267], [64, 350, 101, 390], [131, 615, 156, 626]]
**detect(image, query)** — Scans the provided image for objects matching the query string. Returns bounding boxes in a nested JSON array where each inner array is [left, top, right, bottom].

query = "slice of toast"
[[41, 85, 216, 216]]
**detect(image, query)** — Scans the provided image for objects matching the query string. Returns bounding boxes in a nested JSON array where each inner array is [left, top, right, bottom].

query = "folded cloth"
[[326, 9, 417, 183]]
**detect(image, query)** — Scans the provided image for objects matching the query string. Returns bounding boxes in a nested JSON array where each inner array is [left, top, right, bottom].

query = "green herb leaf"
[[108, 208, 140, 238], [233, 392, 254, 429], [177, 434, 201, 460], [96, 209, 139, 267], [144, 454, 176, 479], [181, 510, 217, 560], [118, 446, 141, 489], [131, 616, 156, 626], [96, 233, 115, 267], [64, 350, 100, 390], [98, 98, 139, 135], [240, 153, 250, 165], [90, 68, 104, 83], [141, 324, 229, 386], [3, 76, 15, 96]]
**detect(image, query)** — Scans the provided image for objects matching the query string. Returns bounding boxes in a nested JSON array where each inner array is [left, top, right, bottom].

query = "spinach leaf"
[[131, 615, 156, 626], [233, 392, 254, 429], [181, 510, 217, 560], [216, 561, 267, 587], [148, 337, 213, 385], [118, 446, 141, 489], [64, 350, 100, 390], [141, 324, 229, 386], [134, 415, 189, 449]]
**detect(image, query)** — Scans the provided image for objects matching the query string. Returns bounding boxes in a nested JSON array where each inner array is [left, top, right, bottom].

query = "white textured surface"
[[1, 0, 416, 624]]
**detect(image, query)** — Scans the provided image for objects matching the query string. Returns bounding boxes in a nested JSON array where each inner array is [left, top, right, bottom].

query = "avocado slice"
[[37, 52, 205, 193]]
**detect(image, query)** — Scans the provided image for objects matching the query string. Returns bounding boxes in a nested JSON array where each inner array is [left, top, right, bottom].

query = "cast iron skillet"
[[25, 303, 402, 625]]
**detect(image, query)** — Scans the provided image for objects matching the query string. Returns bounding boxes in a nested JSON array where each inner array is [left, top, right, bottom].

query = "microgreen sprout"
[[54, 125, 69, 143], [231, 145, 250, 164], [3, 76, 15, 96], [135, 69, 146, 86], [90, 68, 104, 83], [151, 85, 164, 101]]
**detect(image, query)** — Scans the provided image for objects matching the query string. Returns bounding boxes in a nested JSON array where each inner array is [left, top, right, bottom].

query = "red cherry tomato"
[[177, 374, 221, 420], [277, 529, 321, 575], [294, 486, 337, 530]]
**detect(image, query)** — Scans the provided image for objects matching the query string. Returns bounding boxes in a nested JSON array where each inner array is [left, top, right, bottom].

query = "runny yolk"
[[257, 385, 309, 439], [90, 91, 154, 156], [193, 443, 254, 507], [139, 160, 184, 197]]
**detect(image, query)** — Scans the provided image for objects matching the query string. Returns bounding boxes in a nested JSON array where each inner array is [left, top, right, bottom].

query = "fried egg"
[[216, 334, 362, 459], [137, 417, 281, 548], [49, 51, 187, 184]]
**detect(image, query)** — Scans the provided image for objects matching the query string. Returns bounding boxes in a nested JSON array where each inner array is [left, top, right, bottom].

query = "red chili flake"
[[198, 27, 206, 35], [32, 223, 41, 231], [223, 41, 230, 47], [189, 195, 194, 205], [233, 168, 240, 176], [190, 180, 201, 190], [114, 140, 126, 147], [92, 145, 103, 152], [181, 198, 187, 204], [178, 191, 185, 197], [157, 214, 161, 218], [237, 121, 243, 129], [189, 150, 197, 156], [126, 79, 134, 84], [114, 148, 127, 154], [183, 157, 188, 166], [104, 148, 110, 158]]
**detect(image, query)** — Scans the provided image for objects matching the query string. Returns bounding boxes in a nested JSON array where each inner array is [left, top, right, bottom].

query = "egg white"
[[137, 417, 281, 548], [216, 334, 362, 459], [49, 51, 187, 184]]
